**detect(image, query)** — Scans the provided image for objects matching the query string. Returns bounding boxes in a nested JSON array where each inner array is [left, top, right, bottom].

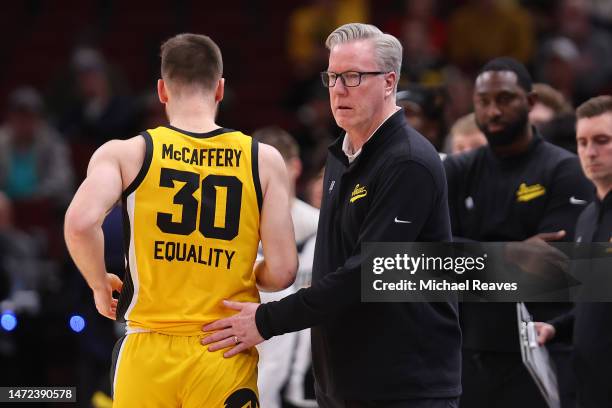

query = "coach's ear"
[[215, 78, 225, 103], [158, 79, 169, 104]]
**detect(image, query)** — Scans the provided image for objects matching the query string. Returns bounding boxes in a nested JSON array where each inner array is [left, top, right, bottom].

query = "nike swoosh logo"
[[569, 196, 587, 205], [394, 217, 412, 224]]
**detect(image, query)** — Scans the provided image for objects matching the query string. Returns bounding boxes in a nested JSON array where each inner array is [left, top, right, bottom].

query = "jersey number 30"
[[156, 168, 242, 240]]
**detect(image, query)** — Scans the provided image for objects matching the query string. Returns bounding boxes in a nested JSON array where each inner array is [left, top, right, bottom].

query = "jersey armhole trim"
[[251, 139, 263, 212], [122, 131, 153, 199]]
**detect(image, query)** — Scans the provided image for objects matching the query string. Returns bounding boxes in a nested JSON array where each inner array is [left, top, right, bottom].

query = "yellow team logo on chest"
[[350, 183, 367, 203], [516, 183, 546, 202]]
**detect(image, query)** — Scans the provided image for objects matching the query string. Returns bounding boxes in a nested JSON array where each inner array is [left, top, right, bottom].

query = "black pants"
[[460, 349, 547, 408], [460, 348, 576, 408], [315, 382, 459, 408], [550, 348, 576, 408]]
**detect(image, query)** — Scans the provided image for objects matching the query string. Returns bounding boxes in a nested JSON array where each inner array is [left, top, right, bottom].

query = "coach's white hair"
[[325, 23, 402, 91]]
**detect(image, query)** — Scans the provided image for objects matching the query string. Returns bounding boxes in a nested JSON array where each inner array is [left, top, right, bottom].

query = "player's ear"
[[158, 79, 169, 103], [215, 78, 225, 103]]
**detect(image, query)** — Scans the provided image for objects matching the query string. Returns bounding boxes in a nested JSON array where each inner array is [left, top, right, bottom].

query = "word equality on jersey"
[[153, 240, 235, 269], [162, 143, 242, 167]]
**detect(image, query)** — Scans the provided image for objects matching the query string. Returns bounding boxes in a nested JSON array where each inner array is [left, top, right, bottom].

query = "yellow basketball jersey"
[[117, 126, 262, 335]]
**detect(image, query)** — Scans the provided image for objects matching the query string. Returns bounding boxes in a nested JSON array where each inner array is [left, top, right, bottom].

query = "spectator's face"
[[451, 130, 488, 154], [473, 70, 531, 147], [576, 112, 612, 192], [529, 102, 556, 127], [77, 69, 108, 99], [327, 40, 390, 134], [7, 110, 40, 142]]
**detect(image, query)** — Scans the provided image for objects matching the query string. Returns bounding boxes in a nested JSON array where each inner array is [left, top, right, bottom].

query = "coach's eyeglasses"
[[320, 71, 388, 88]]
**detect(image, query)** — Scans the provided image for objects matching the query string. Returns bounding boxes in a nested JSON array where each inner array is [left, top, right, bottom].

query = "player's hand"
[[201, 300, 264, 358], [534, 322, 556, 346], [92, 273, 123, 320]]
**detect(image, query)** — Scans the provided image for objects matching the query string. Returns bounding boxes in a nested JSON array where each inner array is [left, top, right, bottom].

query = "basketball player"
[[64, 33, 297, 407]]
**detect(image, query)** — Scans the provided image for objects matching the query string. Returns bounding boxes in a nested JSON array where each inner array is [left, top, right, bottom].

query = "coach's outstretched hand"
[[201, 300, 264, 357]]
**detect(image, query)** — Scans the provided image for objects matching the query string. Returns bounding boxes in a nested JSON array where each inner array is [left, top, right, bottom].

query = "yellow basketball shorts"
[[110, 332, 259, 407]]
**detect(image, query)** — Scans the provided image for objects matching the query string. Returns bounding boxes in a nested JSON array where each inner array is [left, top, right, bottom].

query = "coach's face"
[[327, 40, 390, 135], [576, 112, 612, 193]]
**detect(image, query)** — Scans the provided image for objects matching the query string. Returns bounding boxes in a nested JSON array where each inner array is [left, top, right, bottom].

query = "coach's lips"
[[336, 105, 353, 111], [586, 163, 602, 171]]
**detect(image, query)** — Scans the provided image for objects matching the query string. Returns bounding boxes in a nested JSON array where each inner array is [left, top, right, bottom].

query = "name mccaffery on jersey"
[[162, 143, 242, 167]]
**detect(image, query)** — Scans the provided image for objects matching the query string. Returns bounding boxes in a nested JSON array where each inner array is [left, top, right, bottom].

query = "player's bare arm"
[[64, 136, 144, 320], [254, 142, 298, 291]]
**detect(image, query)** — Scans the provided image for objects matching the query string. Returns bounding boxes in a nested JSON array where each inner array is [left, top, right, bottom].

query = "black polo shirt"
[[256, 109, 461, 400], [444, 132, 593, 351], [551, 191, 612, 408], [574, 190, 612, 243]]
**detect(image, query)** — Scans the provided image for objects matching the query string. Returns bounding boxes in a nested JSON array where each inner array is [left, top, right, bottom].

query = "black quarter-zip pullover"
[[256, 109, 462, 400]]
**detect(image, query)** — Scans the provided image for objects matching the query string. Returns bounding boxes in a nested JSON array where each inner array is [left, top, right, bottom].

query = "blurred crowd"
[[1, 0, 612, 407]]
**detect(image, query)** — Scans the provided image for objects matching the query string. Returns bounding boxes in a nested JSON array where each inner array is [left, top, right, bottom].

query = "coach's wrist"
[[254, 303, 273, 340]]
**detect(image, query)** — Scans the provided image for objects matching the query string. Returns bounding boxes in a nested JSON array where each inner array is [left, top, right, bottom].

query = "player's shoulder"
[[255, 142, 288, 197], [89, 136, 146, 179], [95, 135, 143, 153], [538, 139, 579, 165]]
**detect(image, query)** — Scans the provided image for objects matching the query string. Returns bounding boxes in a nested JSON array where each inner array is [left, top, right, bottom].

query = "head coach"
[[201, 23, 462, 408]]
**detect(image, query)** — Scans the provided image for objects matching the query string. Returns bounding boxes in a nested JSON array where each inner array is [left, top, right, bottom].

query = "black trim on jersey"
[[116, 198, 134, 323], [110, 335, 126, 398], [117, 131, 150, 321], [122, 131, 153, 199], [251, 139, 263, 212], [164, 125, 236, 139]]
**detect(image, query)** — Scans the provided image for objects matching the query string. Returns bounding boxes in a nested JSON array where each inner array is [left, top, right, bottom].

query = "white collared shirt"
[[341, 108, 400, 163]]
